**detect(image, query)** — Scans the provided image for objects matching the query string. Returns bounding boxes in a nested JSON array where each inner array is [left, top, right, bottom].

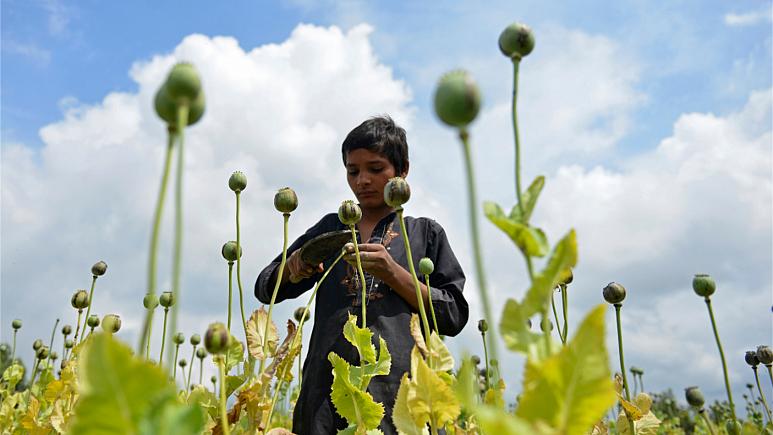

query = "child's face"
[[345, 148, 404, 210]]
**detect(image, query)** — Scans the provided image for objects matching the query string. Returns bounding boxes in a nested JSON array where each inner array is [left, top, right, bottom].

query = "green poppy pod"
[[540, 317, 553, 332], [419, 258, 434, 276], [102, 314, 121, 333], [726, 421, 742, 435], [154, 84, 177, 125], [60, 360, 67, 370], [32, 339, 43, 351], [159, 291, 175, 308], [221, 241, 242, 262], [211, 375, 217, 384], [338, 200, 362, 226], [12, 319, 22, 330], [204, 322, 230, 354], [602, 282, 626, 304], [228, 171, 247, 193], [560, 268, 574, 285], [49, 351, 58, 361], [433, 70, 481, 128], [685, 386, 705, 408], [178, 358, 188, 368], [36, 346, 49, 360], [745, 351, 760, 367], [143, 293, 159, 310], [64, 339, 74, 349], [470, 355, 481, 365], [86, 314, 100, 328], [196, 347, 207, 359], [477, 319, 488, 333], [498, 23, 535, 60], [294, 307, 310, 323], [166, 62, 202, 104], [0, 344, 8, 356], [384, 177, 411, 208], [692, 274, 716, 298], [190, 334, 201, 346], [757, 345, 773, 365], [91, 260, 108, 276], [173, 332, 185, 345], [61, 325, 72, 336], [71, 290, 90, 310], [274, 187, 299, 213], [187, 90, 206, 126]]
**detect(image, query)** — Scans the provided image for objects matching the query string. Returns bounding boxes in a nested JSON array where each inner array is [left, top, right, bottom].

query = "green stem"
[[145, 309, 154, 359], [80, 277, 97, 344], [266, 251, 345, 427], [767, 364, 773, 392], [704, 296, 737, 423], [218, 358, 231, 435], [11, 330, 17, 361], [73, 309, 83, 344], [560, 283, 568, 343], [167, 104, 188, 370], [235, 192, 248, 339], [173, 344, 180, 380], [458, 129, 497, 362], [614, 304, 631, 401], [699, 409, 717, 435], [481, 331, 490, 390], [138, 128, 175, 355], [639, 373, 644, 393], [159, 308, 169, 367], [199, 356, 204, 385], [47, 318, 59, 367], [754, 366, 773, 423], [511, 59, 524, 213], [187, 345, 196, 391], [349, 224, 368, 328], [30, 359, 40, 387], [227, 261, 234, 332], [396, 208, 432, 352], [424, 274, 439, 333], [550, 291, 564, 344], [263, 213, 290, 374]]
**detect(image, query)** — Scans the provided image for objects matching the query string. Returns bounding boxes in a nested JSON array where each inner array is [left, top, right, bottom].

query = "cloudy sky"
[[2, 0, 771, 412]]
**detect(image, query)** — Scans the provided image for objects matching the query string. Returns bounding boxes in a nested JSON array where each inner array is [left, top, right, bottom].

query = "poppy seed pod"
[[274, 187, 298, 213], [65, 339, 74, 349], [173, 332, 185, 345], [228, 171, 247, 193], [50, 351, 58, 361], [0, 344, 7, 356], [166, 62, 202, 103], [32, 339, 43, 351], [179, 358, 188, 368], [154, 84, 205, 126], [204, 322, 230, 354], [187, 91, 206, 126], [294, 307, 310, 323], [498, 23, 535, 60], [434, 70, 481, 128], [384, 177, 411, 208], [477, 319, 488, 333], [36, 346, 49, 360], [685, 386, 705, 408], [91, 260, 108, 276], [602, 282, 626, 304], [726, 421, 742, 435], [692, 274, 716, 298], [745, 351, 760, 367], [211, 375, 217, 384], [419, 257, 434, 276], [560, 268, 574, 285], [471, 355, 481, 365], [86, 315, 100, 328], [12, 319, 22, 330], [221, 241, 242, 262], [159, 291, 175, 308], [102, 314, 121, 333], [757, 345, 773, 365], [60, 360, 67, 370], [71, 290, 90, 310], [190, 334, 201, 346], [540, 317, 553, 332], [61, 325, 72, 336], [196, 347, 207, 359], [338, 200, 362, 226], [143, 293, 159, 310]]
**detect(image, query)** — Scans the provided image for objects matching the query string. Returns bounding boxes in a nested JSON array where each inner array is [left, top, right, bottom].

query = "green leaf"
[[187, 385, 218, 420], [246, 307, 278, 360], [616, 411, 661, 435], [139, 395, 205, 435], [392, 374, 429, 435], [343, 314, 376, 365], [225, 338, 245, 373], [499, 298, 556, 359], [407, 348, 460, 429], [475, 405, 545, 435], [2, 363, 24, 393], [483, 202, 549, 258], [522, 230, 578, 316], [427, 332, 454, 373], [328, 352, 384, 431], [510, 176, 545, 224], [226, 374, 247, 398], [70, 333, 204, 435], [453, 356, 478, 411], [515, 305, 616, 434], [484, 379, 506, 409]]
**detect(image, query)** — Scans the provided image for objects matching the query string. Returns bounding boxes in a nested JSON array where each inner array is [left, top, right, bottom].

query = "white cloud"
[[2, 40, 52, 66], [725, 9, 772, 27]]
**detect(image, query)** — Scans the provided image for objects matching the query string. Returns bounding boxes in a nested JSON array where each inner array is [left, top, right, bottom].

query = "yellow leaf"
[[407, 350, 460, 429], [392, 374, 428, 435], [427, 332, 454, 373], [246, 307, 279, 360], [409, 314, 428, 358]]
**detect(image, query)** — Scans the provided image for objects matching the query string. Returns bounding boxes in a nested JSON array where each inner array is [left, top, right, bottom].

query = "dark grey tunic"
[[254, 211, 468, 434]]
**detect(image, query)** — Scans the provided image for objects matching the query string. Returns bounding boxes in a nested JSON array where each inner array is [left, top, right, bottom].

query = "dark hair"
[[341, 115, 409, 175]]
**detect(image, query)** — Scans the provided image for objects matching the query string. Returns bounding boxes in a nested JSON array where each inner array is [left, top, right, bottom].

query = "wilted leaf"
[[328, 352, 384, 431], [246, 307, 279, 360], [343, 314, 376, 364], [427, 332, 454, 372], [516, 305, 616, 434], [225, 339, 245, 373], [272, 320, 302, 383], [409, 314, 428, 357], [617, 410, 661, 435], [392, 374, 428, 435]]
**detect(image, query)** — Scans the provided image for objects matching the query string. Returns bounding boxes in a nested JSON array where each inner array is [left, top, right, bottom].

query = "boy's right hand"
[[287, 250, 323, 283]]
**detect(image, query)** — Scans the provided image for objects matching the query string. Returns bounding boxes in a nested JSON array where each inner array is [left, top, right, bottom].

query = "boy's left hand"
[[343, 243, 398, 282]]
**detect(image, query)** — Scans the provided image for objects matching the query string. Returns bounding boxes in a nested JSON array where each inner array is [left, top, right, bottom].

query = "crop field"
[[1, 8, 771, 435]]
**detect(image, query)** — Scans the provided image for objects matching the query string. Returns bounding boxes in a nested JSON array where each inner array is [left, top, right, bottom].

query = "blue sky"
[[1, 0, 771, 412]]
